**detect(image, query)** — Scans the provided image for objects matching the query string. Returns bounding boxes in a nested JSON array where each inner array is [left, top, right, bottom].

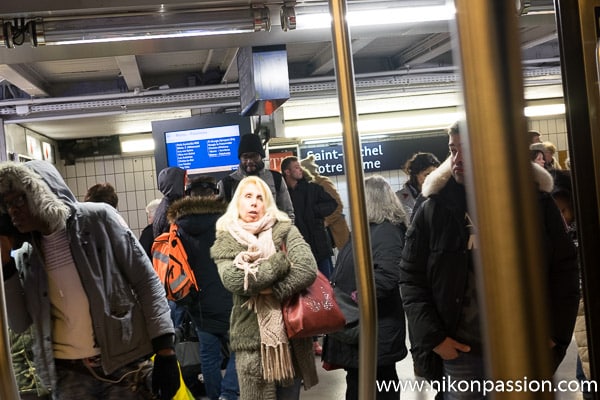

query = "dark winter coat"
[[153, 166, 186, 237], [399, 159, 579, 380], [287, 179, 337, 261], [323, 221, 408, 369], [167, 196, 231, 334]]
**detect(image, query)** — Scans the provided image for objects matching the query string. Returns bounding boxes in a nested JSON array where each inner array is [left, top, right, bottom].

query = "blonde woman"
[[210, 176, 318, 400]]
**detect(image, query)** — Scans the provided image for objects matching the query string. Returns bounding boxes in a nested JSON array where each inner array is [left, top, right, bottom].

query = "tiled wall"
[[55, 155, 162, 237], [52, 116, 568, 236], [528, 116, 568, 149]]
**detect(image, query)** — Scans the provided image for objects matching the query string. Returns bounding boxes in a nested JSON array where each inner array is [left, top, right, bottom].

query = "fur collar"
[[167, 196, 227, 223], [422, 157, 452, 197], [531, 162, 554, 193], [420, 158, 554, 197]]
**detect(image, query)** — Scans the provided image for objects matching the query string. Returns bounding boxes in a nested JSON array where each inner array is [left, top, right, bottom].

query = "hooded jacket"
[[400, 159, 578, 379], [0, 161, 174, 390], [153, 166, 186, 237], [167, 196, 232, 333]]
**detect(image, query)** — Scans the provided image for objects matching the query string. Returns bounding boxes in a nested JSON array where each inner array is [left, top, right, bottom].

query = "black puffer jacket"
[[167, 196, 232, 334], [400, 159, 579, 379], [323, 221, 408, 369]]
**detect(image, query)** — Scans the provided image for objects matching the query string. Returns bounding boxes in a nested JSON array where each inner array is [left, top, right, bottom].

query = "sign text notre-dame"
[[299, 135, 449, 176]]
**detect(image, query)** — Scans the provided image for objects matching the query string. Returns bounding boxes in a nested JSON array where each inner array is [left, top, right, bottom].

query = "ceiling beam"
[[115, 55, 143, 91], [221, 47, 240, 84], [310, 38, 375, 76], [395, 33, 452, 68], [522, 32, 557, 50], [0, 64, 48, 97]]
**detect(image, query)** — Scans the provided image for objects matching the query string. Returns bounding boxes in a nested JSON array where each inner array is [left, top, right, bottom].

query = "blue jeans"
[[169, 300, 186, 328], [317, 257, 333, 279], [197, 330, 239, 400], [576, 355, 592, 398], [442, 351, 486, 400]]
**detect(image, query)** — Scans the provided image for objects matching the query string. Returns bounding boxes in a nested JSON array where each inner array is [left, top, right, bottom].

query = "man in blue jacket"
[[0, 160, 180, 400]]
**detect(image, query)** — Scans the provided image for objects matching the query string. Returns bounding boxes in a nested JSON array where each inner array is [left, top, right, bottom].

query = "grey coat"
[[0, 160, 174, 390]]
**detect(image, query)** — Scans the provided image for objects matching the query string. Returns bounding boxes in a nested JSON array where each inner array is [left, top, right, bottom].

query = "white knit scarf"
[[228, 215, 295, 383]]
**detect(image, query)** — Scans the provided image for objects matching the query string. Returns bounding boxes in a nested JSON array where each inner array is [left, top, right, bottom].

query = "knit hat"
[[300, 154, 319, 175], [238, 134, 265, 158], [529, 143, 546, 153]]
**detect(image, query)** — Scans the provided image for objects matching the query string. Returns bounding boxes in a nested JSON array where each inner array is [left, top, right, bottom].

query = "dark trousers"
[[345, 365, 399, 400]]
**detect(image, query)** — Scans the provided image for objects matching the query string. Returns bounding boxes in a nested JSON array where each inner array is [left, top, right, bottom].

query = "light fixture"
[[524, 103, 565, 117], [294, 3, 455, 30], [0, 7, 270, 47], [120, 135, 155, 153], [285, 109, 460, 139], [302, 137, 342, 146]]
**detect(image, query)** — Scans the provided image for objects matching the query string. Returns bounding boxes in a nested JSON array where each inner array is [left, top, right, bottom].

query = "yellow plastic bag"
[[150, 355, 195, 400]]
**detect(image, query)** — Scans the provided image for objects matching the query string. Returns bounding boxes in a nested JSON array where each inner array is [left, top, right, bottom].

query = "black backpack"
[[221, 170, 282, 202]]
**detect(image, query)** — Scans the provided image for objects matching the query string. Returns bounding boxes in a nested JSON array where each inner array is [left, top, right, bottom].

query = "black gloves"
[[152, 353, 180, 400]]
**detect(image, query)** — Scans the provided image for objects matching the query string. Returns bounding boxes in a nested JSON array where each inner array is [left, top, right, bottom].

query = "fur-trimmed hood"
[[166, 196, 227, 223], [422, 157, 452, 198], [0, 161, 74, 232], [531, 161, 554, 193], [421, 157, 554, 197]]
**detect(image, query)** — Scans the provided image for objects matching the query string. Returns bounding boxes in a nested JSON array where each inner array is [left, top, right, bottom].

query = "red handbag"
[[282, 271, 346, 339]]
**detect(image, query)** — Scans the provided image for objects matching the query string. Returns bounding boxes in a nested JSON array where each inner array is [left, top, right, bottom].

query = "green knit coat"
[[211, 220, 319, 395]]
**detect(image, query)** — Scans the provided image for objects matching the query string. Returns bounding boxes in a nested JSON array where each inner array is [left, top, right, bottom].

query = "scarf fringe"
[[261, 343, 295, 383]]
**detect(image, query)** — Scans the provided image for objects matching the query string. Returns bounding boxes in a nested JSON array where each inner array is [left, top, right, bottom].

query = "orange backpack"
[[151, 223, 198, 302]]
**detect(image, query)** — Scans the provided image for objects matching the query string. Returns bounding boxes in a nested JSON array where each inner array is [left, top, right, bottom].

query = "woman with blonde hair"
[[210, 176, 319, 400]]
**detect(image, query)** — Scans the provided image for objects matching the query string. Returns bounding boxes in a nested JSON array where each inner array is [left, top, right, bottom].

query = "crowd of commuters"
[[0, 126, 583, 400]]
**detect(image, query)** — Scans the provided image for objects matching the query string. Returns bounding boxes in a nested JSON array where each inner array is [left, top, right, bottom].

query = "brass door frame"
[[555, 0, 600, 391], [328, 1, 378, 399]]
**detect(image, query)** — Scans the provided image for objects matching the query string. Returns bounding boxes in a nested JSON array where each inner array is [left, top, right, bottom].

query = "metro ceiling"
[[0, 0, 560, 140]]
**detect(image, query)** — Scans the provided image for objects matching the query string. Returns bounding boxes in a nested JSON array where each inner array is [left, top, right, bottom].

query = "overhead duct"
[[238, 45, 290, 116]]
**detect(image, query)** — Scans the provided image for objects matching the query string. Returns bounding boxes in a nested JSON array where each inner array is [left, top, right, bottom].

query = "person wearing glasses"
[[217, 133, 295, 221], [0, 160, 180, 400]]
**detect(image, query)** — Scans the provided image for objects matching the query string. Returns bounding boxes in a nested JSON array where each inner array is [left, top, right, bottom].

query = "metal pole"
[[0, 250, 21, 400], [453, 1, 553, 397], [328, 1, 377, 399]]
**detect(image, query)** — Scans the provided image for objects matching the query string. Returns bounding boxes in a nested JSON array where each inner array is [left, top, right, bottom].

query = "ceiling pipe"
[[0, 7, 270, 47]]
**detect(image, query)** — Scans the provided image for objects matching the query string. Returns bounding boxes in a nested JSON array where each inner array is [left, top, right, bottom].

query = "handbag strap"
[[280, 241, 287, 254]]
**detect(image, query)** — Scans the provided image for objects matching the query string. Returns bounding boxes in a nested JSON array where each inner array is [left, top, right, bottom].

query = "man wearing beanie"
[[217, 133, 295, 220]]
